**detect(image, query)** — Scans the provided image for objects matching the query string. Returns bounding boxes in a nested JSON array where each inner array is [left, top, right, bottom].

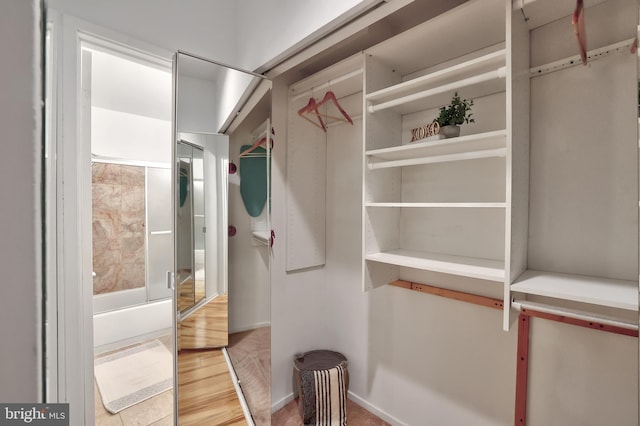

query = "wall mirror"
[[173, 51, 272, 424]]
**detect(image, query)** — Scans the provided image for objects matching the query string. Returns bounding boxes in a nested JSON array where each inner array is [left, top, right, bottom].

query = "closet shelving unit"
[[362, 0, 638, 331], [362, 0, 529, 322], [507, 0, 639, 329]]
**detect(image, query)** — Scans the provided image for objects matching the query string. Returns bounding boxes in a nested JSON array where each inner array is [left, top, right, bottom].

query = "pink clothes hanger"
[[316, 91, 354, 125], [297, 90, 354, 132], [298, 97, 327, 131], [239, 128, 275, 157], [572, 0, 587, 65]]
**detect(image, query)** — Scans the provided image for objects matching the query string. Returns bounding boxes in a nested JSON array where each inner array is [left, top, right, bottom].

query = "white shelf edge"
[[365, 202, 506, 208], [366, 129, 506, 158], [510, 269, 638, 312], [365, 249, 505, 282], [251, 231, 270, 245], [368, 66, 506, 113], [368, 148, 506, 169], [366, 49, 506, 102]]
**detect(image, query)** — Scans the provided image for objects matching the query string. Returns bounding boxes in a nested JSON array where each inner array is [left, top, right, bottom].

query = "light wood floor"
[[178, 278, 206, 312], [179, 294, 228, 349], [178, 348, 247, 425]]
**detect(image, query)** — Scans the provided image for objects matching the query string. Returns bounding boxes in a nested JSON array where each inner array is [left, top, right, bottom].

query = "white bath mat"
[[95, 340, 173, 414]]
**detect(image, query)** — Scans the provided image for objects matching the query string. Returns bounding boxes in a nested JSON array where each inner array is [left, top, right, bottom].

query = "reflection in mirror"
[[227, 93, 272, 425], [175, 131, 228, 351], [176, 141, 206, 313], [174, 51, 270, 424]]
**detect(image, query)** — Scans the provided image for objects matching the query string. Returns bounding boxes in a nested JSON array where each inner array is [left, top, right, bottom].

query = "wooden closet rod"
[[389, 280, 504, 310]]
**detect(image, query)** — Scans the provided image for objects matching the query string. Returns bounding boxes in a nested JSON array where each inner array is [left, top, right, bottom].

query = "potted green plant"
[[434, 92, 475, 138]]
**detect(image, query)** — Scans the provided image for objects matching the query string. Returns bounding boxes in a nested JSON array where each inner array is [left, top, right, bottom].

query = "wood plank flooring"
[[179, 294, 228, 349], [178, 278, 206, 312], [178, 348, 247, 425]]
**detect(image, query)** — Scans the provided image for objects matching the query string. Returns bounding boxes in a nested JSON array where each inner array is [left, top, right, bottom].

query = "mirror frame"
[[172, 50, 270, 424]]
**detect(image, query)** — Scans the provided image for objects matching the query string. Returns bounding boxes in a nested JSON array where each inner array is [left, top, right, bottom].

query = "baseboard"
[[229, 321, 271, 334], [271, 390, 405, 425], [271, 392, 295, 414], [347, 391, 408, 426]]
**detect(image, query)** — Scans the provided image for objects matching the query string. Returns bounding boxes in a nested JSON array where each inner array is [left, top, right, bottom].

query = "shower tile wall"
[[92, 163, 146, 294]]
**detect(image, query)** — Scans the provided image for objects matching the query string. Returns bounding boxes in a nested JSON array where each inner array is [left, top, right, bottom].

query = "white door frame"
[[51, 11, 172, 424]]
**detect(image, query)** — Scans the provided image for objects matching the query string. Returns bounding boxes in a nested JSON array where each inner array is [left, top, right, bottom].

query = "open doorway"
[[80, 40, 175, 425]]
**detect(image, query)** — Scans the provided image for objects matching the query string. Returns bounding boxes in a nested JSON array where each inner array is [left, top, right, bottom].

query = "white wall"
[[177, 74, 218, 134], [92, 107, 172, 163], [0, 0, 41, 402], [48, 0, 238, 65]]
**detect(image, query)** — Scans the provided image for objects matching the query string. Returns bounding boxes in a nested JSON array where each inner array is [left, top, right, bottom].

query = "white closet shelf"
[[252, 231, 270, 245], [367, 130, 507, 169], [511, 269, 638, 312], [367, 49, 506, 104], [367, 130, 506, 159], [367, 67, 505, 115], [366, 249, 505, 282], [365, 202, 506, 208]]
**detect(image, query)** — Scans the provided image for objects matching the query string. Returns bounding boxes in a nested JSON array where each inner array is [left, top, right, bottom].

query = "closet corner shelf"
[[510, 270, 638, 312], [365, 249, 505, 282], [366, 130, 506, 169]]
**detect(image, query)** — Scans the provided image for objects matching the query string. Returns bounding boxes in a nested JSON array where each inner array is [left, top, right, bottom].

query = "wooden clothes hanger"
[[298, 97, 327, 131], [572, 0, 587, 65], [297, 90, 353, 132], [239, 128, 275, 157]]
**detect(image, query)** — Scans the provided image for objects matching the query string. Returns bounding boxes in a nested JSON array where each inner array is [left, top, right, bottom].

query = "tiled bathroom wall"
[[92, 163, 146, 294]]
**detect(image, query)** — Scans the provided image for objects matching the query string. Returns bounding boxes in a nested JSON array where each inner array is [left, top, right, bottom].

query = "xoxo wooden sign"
[[410, 122, 440, 142]]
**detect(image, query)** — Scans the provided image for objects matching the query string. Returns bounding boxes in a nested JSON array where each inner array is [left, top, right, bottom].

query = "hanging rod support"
[[529, 38, 636, 78], [512, 299, 638, 336]]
